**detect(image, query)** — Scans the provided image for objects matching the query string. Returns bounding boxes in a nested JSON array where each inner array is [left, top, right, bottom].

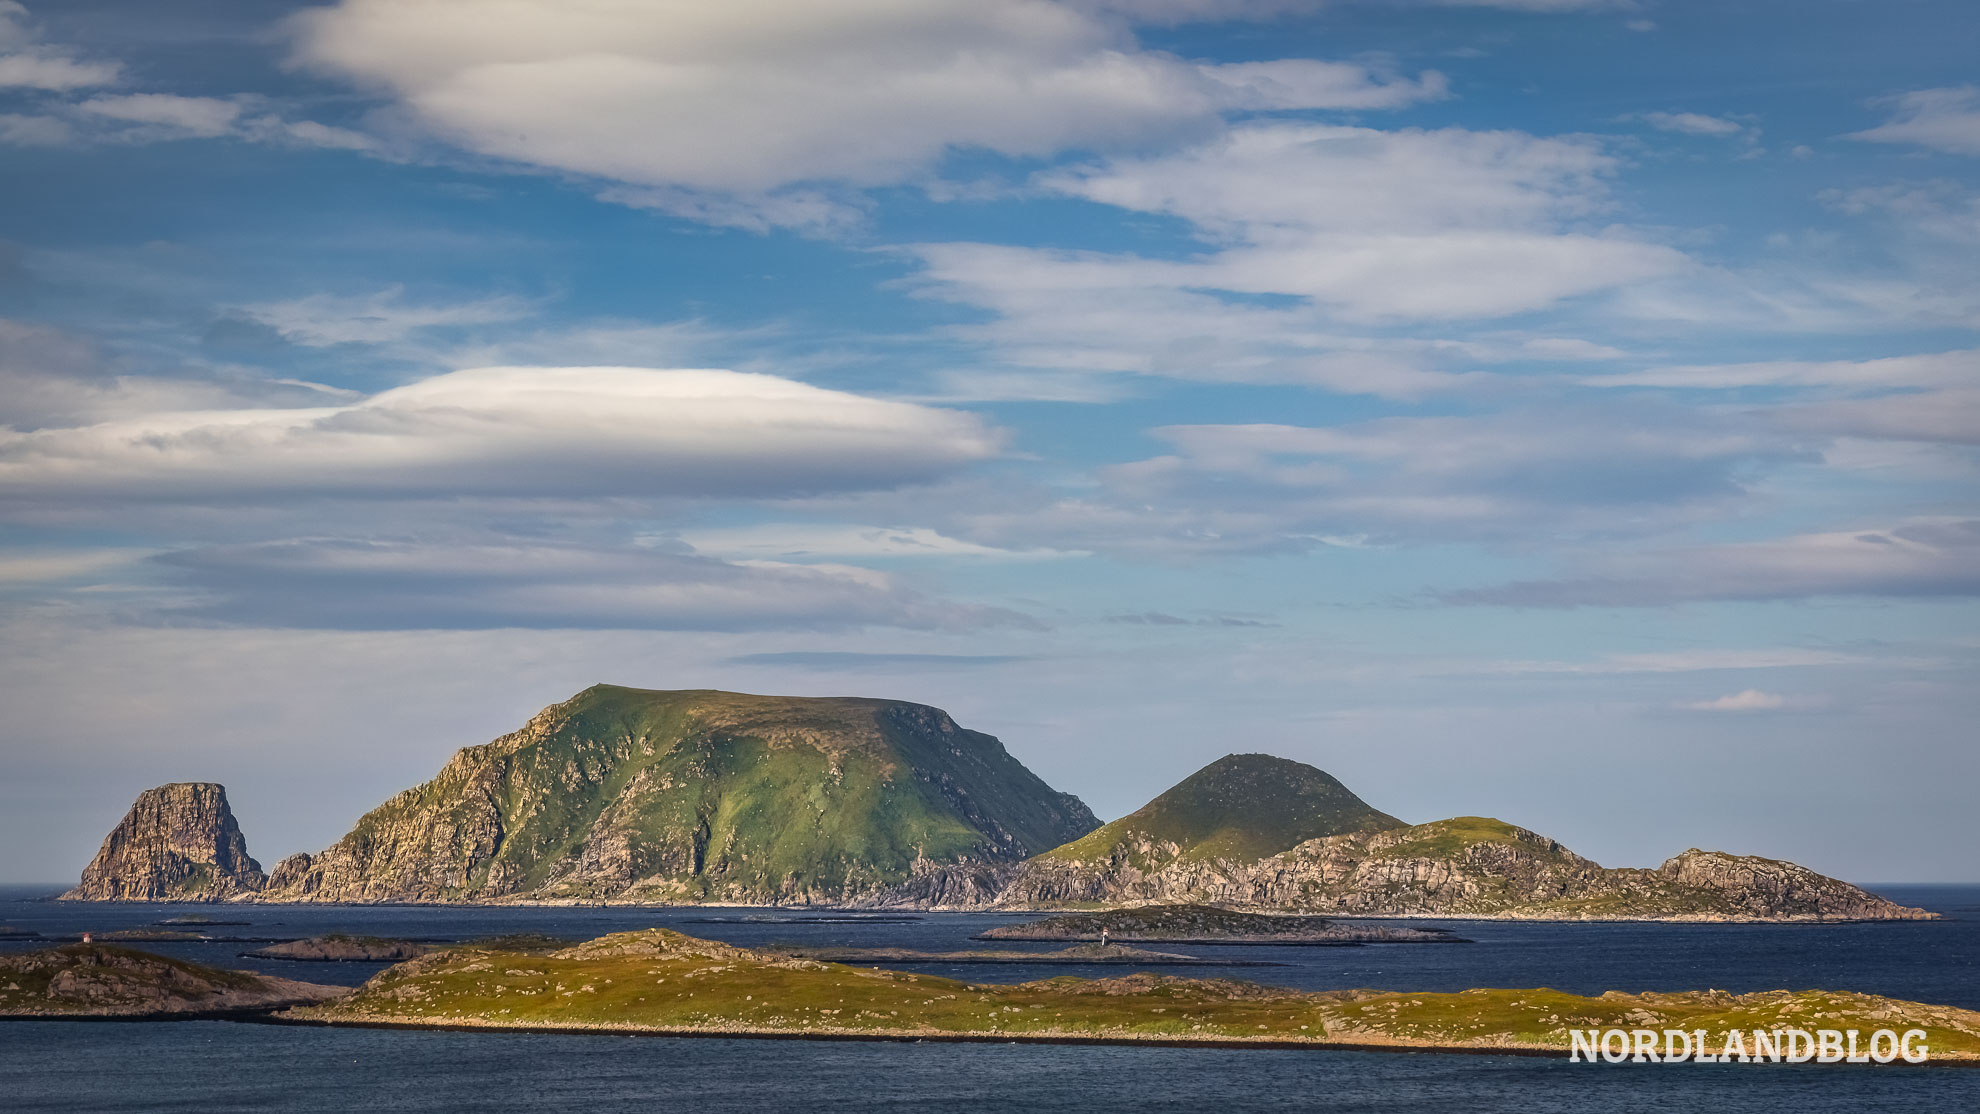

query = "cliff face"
[[972, 812, 1934, 922], [62, 783, 266, 902], [259, 685, 1098, 905]]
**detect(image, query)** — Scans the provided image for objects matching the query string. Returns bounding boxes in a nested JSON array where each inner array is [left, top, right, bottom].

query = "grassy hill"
[[261, 685, 1098, 904], [1041, 753, 1404, 868]]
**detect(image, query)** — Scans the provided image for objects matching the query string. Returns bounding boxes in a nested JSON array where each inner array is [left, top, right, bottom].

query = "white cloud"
[[0, 548, 148, 584], [1776, 388, 1980, 446], [675, 523, 1081, 561], [922, 123, 1684, 334], [1586, 349, 1979, 390], [0, 365, 1003, 503], [288, 0, 1447, 216], [1446, 519, 1980, 606], [907, 242, 1489, 396], [1848, 86, 1980, 155], [900, 121, 1685, 396], [0, 111, 66, 145], [0, 51, 118, 91], [1685, 689, 1787, 712], [245, 116, 380, 153], [1582, 350, 1980, 447], [240, 286, 534, 346], [0, 318, 359, 430], [78, 94, 243, 138], [0, 2, 119, 90], [1485, 650, 1869, 675], [1429, 0, 1622, 8], [1633, 111, 1747, 137], [1198, 59, 1448, 111], [925, 403, 1807, 558]]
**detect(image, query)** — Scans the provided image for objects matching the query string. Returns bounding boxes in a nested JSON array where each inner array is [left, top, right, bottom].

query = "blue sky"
[[2, 0, 1976, 883]]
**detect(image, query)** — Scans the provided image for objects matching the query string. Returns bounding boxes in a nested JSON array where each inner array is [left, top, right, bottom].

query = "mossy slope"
[[261, 686, 1098, 905], [1042, 753, 1403, 867]]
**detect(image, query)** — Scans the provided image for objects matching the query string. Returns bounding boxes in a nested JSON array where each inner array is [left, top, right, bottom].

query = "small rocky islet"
[[977, 905, 1466, 945], [242, 935, 435, 962], [764, 942, 1283, 966], [0, 944, 345, 1018]]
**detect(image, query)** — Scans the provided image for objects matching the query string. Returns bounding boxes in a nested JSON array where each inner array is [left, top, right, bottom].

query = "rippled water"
[[3, 884, 1977, 1112]]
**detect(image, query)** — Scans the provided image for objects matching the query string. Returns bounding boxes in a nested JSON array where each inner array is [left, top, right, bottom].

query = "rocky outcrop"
[[256, 685, 1098, 905], [62, 783, 266, 902], [1646, 848, 1921, 921], [243, 935, 433, 961], [0, 944, 345, 1017], [979, 815, 1935, 922]]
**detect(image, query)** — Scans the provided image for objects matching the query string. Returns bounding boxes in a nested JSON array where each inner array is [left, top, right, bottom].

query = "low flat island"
[[7, 932, 1976, 1063], [252, 929, 1979, 1062]]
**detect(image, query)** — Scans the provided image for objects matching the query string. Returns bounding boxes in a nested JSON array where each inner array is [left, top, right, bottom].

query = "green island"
[[266, 929, 1980, 1062]]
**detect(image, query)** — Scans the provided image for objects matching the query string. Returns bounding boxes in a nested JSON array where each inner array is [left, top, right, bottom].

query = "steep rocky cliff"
[[258, 685, 1098, 904], [62, 783, 266, 902]]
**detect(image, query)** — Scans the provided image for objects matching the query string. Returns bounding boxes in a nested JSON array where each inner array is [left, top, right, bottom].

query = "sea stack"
[[62, 783, 266, 902]]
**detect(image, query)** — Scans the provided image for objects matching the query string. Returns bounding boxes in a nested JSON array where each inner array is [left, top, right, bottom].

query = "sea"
[[2, 883, 1976, 1112]]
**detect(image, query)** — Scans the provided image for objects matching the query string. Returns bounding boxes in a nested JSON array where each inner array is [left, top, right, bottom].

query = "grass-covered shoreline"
[[273, 929, 1980, 1063]]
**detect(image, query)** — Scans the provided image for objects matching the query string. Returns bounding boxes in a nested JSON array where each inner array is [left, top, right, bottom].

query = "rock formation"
[[61, 709, 1933, 922], [62, 783, 266, 902], [0, 944, 344, 1016], [924, 762, 1933, 920], [969, 753, 1403, 908], [256, 685, 1099, 904]]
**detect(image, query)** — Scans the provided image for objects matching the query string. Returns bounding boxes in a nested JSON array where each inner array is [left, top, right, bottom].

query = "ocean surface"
[[3, 883, 1977, 1112]]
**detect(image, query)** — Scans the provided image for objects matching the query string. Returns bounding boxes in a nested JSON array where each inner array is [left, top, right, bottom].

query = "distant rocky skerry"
[[767, 942, 1283, 967], [977, 905, 1466, 945], [243, 935, 434, 962], [0, 944, 344, 1018], [59, 685, 1935, 923]]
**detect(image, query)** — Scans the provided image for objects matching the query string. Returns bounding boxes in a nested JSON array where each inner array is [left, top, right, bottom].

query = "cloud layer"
[[1447, 520, 1980, 606], [0, 365, 1002, 503], [289, 0, 1445, 222], [155, 538, 1034, 631]]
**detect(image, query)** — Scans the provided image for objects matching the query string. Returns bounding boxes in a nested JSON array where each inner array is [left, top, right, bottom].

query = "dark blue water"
[[3, 884, 1977, 1112]]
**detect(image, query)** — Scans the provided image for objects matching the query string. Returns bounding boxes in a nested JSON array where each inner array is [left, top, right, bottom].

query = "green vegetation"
[[1364, 817, 1539, 861], [286, 929, 1980, 1060], [283, 685, 1098, 903], [1041, 754, 1403, 867]]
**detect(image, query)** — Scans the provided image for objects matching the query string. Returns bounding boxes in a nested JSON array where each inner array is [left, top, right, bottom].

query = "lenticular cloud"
[[0, 365, 1003, 502]]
